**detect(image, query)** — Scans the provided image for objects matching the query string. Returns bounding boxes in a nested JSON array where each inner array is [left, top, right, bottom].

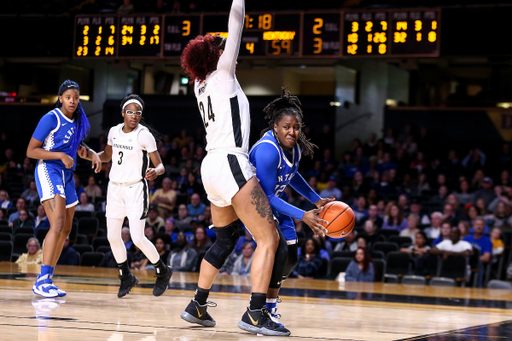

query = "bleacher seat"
[[73, 244, 93, 255], [385, 252, 411, 277], [12, 233, 35, 256], [327, 257, 353, 280], [372, 241, 399, 255], [0, 232, 12, 241], [402, 275, 426, 285], [80, 252, 104, 267], [0, 241, 13, 261]]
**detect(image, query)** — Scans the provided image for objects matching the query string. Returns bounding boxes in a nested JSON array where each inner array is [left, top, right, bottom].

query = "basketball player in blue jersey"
[[180, 0, 291, 336], [79, 94, 173, 298], [249, 88, 333, 323], [27, 80, 101, 298]]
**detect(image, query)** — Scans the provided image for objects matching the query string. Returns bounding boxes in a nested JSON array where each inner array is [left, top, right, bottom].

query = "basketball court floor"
[[1, 262, 511, 340]]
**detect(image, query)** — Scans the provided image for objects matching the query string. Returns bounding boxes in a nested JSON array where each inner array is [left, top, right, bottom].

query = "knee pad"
[[204, 219, 241, 269], [282, 243, 298, 281], [269, 228, 289, 289]]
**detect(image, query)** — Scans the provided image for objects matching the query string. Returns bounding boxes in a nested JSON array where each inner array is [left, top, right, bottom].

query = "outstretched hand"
[[314, 197, 335, 209], [91, 152, 102, 173]]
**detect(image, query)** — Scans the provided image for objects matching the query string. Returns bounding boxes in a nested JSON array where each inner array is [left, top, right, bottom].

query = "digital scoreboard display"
[[202, 13, 301, 57], [74, 16, 117, 57], [390, 10, 439, 56], [117, 15, 162, 57], [342, 9, 440, 57], [163, 15, 200, 57], [74, 9, 440, 59], [302, 13, 341, 57]]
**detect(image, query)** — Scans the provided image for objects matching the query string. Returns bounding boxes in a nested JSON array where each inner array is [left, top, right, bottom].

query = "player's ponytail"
[[261, 87, 317, 158], [56, 80, 90, 154], [120, 94, 163, 141]]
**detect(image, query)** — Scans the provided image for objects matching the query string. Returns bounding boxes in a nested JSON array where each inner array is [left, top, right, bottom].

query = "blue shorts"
[[35, 160, 78, 208], [275, 213, 297, 245]]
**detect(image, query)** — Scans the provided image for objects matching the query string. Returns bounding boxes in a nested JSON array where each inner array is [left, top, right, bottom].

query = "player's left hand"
[[146, 168, 158, 181], [314, 197, 335, 209], [91, 152, 102, 173]]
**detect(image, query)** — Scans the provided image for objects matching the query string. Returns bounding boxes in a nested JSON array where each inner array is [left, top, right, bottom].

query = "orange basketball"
[[318, 201, 355, 239]]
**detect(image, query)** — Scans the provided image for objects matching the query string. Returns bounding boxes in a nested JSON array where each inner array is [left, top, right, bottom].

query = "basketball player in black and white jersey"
[[180, 0, 290, 336], [79, 94, 173, 298]]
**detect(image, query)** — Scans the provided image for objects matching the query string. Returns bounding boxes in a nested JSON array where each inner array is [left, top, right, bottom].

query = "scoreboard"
[[74, 9, 440, 59], [343, 9, 440, 57]]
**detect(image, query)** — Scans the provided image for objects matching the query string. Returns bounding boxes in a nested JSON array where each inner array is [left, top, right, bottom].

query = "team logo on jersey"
[[63, 127, 75, 144], [57, 185, 64, 194], [198, 82, 207, 95]]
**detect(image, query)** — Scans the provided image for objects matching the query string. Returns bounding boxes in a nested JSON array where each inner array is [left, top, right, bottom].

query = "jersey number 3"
[[199, 96, 216, 128]]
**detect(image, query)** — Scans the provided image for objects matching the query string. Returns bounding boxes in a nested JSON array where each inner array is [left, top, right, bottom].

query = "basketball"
[[318, 201, 355, 239]]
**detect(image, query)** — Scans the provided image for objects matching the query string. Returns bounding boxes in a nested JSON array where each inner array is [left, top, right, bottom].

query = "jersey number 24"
[[199, 96, 216, 128]]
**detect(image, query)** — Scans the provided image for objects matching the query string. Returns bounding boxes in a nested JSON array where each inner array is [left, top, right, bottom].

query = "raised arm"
[[216, 0, 244, 80]]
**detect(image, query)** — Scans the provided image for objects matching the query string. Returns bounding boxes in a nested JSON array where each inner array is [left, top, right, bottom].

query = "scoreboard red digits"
[[302, 13, 341, 57]]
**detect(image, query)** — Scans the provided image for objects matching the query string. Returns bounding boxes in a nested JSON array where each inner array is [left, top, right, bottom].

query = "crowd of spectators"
[[2, 123, 512, 288]]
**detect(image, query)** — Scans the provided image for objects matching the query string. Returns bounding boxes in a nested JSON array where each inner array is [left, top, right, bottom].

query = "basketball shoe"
[[267, 297, 283, 326], [153, 265, 173, 296], [118, 273, 138, 298], [32, 274, 66, 298], [180, 299, 217, 327], [238, 306, 291, 336]]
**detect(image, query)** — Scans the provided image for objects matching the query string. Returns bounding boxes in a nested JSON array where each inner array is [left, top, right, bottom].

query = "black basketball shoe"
[[238, 306, 291, 336], [180, 299, 217, 327], [153, 265, 173, 296], [118, 273, 138, 298]]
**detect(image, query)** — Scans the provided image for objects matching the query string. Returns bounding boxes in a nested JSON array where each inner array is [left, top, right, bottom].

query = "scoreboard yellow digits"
[[390, 9, 439, 56], [343, 11, 388, 56], [303, 13, 340, 57], [75, 9, 439, 59], [75, 16, 117, 58]]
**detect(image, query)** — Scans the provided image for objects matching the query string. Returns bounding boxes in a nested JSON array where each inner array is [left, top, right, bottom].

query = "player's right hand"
[[302, 209, 328, 237], [61, 154, 74, 169]]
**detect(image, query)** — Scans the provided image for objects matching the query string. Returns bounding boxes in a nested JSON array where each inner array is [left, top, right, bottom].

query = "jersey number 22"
[[199, 96, 216, 128]]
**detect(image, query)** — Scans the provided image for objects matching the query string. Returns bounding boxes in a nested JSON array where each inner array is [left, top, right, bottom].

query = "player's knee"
[[204, 220, 241, 269], [283, 244, 298, 279]]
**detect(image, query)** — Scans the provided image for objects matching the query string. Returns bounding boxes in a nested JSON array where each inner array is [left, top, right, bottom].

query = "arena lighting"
[[181, 77, 189, 85], [497, 102, 512, 109], [79, 95, 90, 101], [330, 102, 341, 107], [386, 99, 398, 106]]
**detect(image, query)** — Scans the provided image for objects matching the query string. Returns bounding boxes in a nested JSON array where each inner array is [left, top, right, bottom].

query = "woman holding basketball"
[[180, 0, 290, 336], [249, 88, 332, 323]]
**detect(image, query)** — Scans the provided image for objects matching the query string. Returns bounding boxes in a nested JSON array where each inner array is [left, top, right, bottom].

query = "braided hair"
[[56, 80, 90, 154], [120, 94, 163, 141], [262, 88, 317, 158]]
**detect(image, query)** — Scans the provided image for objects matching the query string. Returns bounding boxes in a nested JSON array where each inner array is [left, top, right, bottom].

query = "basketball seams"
[[319, 201, 356, 238], [328, 213, 355, 236]]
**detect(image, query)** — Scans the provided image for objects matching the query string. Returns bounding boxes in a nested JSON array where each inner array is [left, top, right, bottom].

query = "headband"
[[123, 99, 143, 111], [58, 83, 80, 96]]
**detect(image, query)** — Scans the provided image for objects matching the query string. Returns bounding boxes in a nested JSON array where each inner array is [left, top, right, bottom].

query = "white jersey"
[[107, 123, 157, 184], [194, 72, 250, 153], [193, 0, 249, 154]]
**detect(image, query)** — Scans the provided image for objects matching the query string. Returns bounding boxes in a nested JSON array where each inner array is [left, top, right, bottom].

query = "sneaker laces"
[[205, 301, 217, 308]]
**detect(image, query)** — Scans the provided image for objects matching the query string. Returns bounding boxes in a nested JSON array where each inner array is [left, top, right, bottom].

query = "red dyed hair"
[[181, 34, 222, 82]]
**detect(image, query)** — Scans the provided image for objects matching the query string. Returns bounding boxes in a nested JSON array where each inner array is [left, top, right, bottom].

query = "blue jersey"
[[250, 131, 320, 236], [32, 109, 78, 170]]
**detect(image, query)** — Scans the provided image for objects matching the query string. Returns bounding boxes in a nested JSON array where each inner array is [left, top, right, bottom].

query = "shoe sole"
[[32, 285, 59, 298], [118, 277, 139, 298], [180, 311, 216, 327], [238, 321, 291, 336], [153, 267, 174, 297]]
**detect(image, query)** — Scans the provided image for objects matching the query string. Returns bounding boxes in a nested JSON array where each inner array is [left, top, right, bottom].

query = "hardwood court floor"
[[1, 262, 512, 340]]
